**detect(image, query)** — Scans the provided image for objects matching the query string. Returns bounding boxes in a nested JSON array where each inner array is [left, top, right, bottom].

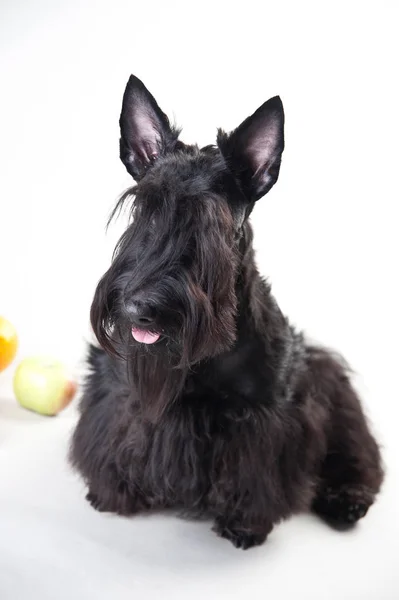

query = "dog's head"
[[91, 75, 284, 368]]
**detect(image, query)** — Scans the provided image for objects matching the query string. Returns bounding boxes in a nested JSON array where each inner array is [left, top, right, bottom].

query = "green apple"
[[13, 356, 77, 416]]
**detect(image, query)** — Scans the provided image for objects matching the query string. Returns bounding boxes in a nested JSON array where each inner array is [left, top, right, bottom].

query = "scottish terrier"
[[70, 75, 383, 549]]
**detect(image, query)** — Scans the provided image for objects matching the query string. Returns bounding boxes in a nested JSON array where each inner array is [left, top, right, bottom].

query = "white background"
[[0, 1, 398, 599]]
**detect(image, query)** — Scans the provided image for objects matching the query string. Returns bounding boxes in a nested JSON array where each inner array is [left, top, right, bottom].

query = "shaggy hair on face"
[[70, 75, 384, 549]]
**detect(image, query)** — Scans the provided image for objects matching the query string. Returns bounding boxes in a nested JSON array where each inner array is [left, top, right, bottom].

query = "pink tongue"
[[131, 328, 160, 344]]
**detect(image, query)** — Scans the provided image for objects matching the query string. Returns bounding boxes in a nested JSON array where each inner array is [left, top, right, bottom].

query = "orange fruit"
[[0, 316, 18, 372]]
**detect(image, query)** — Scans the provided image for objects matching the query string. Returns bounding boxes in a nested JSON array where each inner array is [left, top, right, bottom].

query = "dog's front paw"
[[213, 518, 269, 550], [85, 482, 143, 516], [86, 491, 108, 512], [86, 490, 128, 514], [312, 485, 374, 529]]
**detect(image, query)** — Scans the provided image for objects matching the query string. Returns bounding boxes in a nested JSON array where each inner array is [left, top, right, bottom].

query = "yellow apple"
[[13, 357, 77, 416]]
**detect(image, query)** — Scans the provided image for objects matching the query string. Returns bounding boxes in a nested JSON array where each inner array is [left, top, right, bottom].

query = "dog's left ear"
[[119, 75, 180, 180], [217, 96, 284, 201]]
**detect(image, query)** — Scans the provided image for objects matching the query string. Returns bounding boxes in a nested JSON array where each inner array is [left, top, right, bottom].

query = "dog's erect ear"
[[217, 96, 284, 201], [119, 75, 180, 180]]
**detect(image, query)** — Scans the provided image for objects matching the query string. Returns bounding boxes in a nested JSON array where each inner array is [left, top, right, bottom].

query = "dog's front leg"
[[208, 453, 276, 549]]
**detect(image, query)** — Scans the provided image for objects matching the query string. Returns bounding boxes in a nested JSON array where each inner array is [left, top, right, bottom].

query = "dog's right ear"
[[119, 75, 180, 180]]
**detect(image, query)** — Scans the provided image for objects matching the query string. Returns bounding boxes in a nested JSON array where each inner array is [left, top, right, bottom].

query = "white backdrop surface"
[[0, 2, 398, 599]]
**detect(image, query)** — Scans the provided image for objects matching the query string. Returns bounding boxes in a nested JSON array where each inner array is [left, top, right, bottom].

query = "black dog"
[[70, 75, 383, 549]]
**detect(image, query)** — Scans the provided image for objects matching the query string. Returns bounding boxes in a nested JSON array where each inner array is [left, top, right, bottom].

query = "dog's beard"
[[91, 289, 238, 422], [125, 293, 238, 421], [127, 350, 187, 422]]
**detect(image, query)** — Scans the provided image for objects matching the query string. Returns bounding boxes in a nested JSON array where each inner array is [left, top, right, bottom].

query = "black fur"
[[70, 75, 384, 549]]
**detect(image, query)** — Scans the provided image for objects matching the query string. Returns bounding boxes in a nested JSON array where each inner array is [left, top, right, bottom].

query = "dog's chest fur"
[[85, 311, 308, 514]]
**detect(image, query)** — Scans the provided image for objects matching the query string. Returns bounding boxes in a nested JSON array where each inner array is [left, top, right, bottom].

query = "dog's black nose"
[[124, 300, 156, 325]]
